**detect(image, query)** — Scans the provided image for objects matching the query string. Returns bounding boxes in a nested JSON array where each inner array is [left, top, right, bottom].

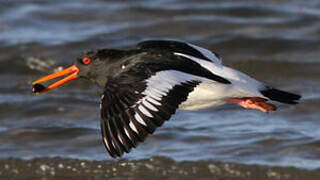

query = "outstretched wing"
[[138, 40, 222, 64], [100, 70, 202, 157]]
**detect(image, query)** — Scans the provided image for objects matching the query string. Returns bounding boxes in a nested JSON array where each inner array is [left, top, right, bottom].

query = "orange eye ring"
[[82, 57, 91, 65]]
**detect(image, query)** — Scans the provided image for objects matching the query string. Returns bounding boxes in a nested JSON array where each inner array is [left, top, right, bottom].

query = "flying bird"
[[32, 40, 301, 158]]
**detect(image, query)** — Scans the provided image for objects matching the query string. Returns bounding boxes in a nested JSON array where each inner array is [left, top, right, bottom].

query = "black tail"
[[260, 87, 301, 104]]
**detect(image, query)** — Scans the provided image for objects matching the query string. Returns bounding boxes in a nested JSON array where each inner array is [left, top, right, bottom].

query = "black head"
[[32, 49, 126, 93]]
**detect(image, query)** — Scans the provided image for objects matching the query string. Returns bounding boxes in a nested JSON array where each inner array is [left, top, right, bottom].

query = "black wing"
[[100, 72, 200, 158], [137, 40, 221, 63]]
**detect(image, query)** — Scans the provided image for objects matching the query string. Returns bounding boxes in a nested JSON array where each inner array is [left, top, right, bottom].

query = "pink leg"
[[228, 97, 277, 113]]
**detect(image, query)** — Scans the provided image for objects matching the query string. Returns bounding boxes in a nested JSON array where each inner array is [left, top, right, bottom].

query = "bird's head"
[[32, 49, 122, 94]]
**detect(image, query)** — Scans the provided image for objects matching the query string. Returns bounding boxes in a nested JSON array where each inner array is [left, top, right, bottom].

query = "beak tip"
[[31, 65, 79, 94], [32, 83, 47, 94]]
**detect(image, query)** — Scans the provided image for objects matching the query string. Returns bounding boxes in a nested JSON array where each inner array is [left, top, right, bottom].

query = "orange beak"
[[32, 65, 80, 94]]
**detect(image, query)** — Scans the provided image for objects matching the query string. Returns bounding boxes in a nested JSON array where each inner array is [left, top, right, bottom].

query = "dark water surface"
[[1, 0, 320, 179]]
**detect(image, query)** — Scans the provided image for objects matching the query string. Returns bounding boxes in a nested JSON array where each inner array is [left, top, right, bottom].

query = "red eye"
[[82, 57, 91, 65]]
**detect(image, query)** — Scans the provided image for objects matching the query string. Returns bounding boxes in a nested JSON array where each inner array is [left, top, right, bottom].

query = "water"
[[1, 0, 320, 179]]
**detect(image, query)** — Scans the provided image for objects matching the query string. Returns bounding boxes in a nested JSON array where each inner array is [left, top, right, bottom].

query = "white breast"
[[178, 82, 231, 110]]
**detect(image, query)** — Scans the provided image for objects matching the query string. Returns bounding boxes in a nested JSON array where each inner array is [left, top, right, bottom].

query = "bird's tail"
[[260, 87, 301, 104]]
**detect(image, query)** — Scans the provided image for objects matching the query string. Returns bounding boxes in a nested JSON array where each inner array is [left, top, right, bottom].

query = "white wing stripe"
[[124, 128, 132, 141], [174, 52, 265, 97], [133, 70, 207, 127], [187, 43, 222, 64], [112, 141, 116, 149], [134, 113, 147, 126], [139, 70, 206, 104], [118, 134, 124, 144], [103, 137, 111, 151], [146, 97, 161, 106], [129, 121, 138, 133], [147, 81, 172, 92], [138, 105, 153, 118], [142, 90, 163, 100], [142, 100, 158, 111], [152, 87, 169, 95]]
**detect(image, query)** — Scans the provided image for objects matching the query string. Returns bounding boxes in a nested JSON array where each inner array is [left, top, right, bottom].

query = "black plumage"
[[100, 74, 200, 157], [260, 87, 301, 104], [32, 40, 301, 158]]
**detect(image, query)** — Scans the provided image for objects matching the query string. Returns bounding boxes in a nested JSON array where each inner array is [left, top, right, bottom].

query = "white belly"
[[178, 82, 254, 110]]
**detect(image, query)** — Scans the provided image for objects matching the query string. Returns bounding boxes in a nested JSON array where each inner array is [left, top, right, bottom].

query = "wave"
[[1, 157, 320, 180]]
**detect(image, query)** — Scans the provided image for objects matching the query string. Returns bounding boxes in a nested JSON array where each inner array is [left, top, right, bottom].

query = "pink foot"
[[228, 97, 277, 113]]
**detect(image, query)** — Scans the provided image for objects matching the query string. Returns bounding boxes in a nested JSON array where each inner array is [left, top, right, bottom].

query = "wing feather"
[[100, 70, 201, 157]]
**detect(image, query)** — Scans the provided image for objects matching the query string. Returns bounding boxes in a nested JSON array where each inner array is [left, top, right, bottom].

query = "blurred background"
[[0, 0, 320, 179]]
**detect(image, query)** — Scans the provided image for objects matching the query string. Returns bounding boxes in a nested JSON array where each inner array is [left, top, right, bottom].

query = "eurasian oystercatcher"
[[32, 40, 301, 157]]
